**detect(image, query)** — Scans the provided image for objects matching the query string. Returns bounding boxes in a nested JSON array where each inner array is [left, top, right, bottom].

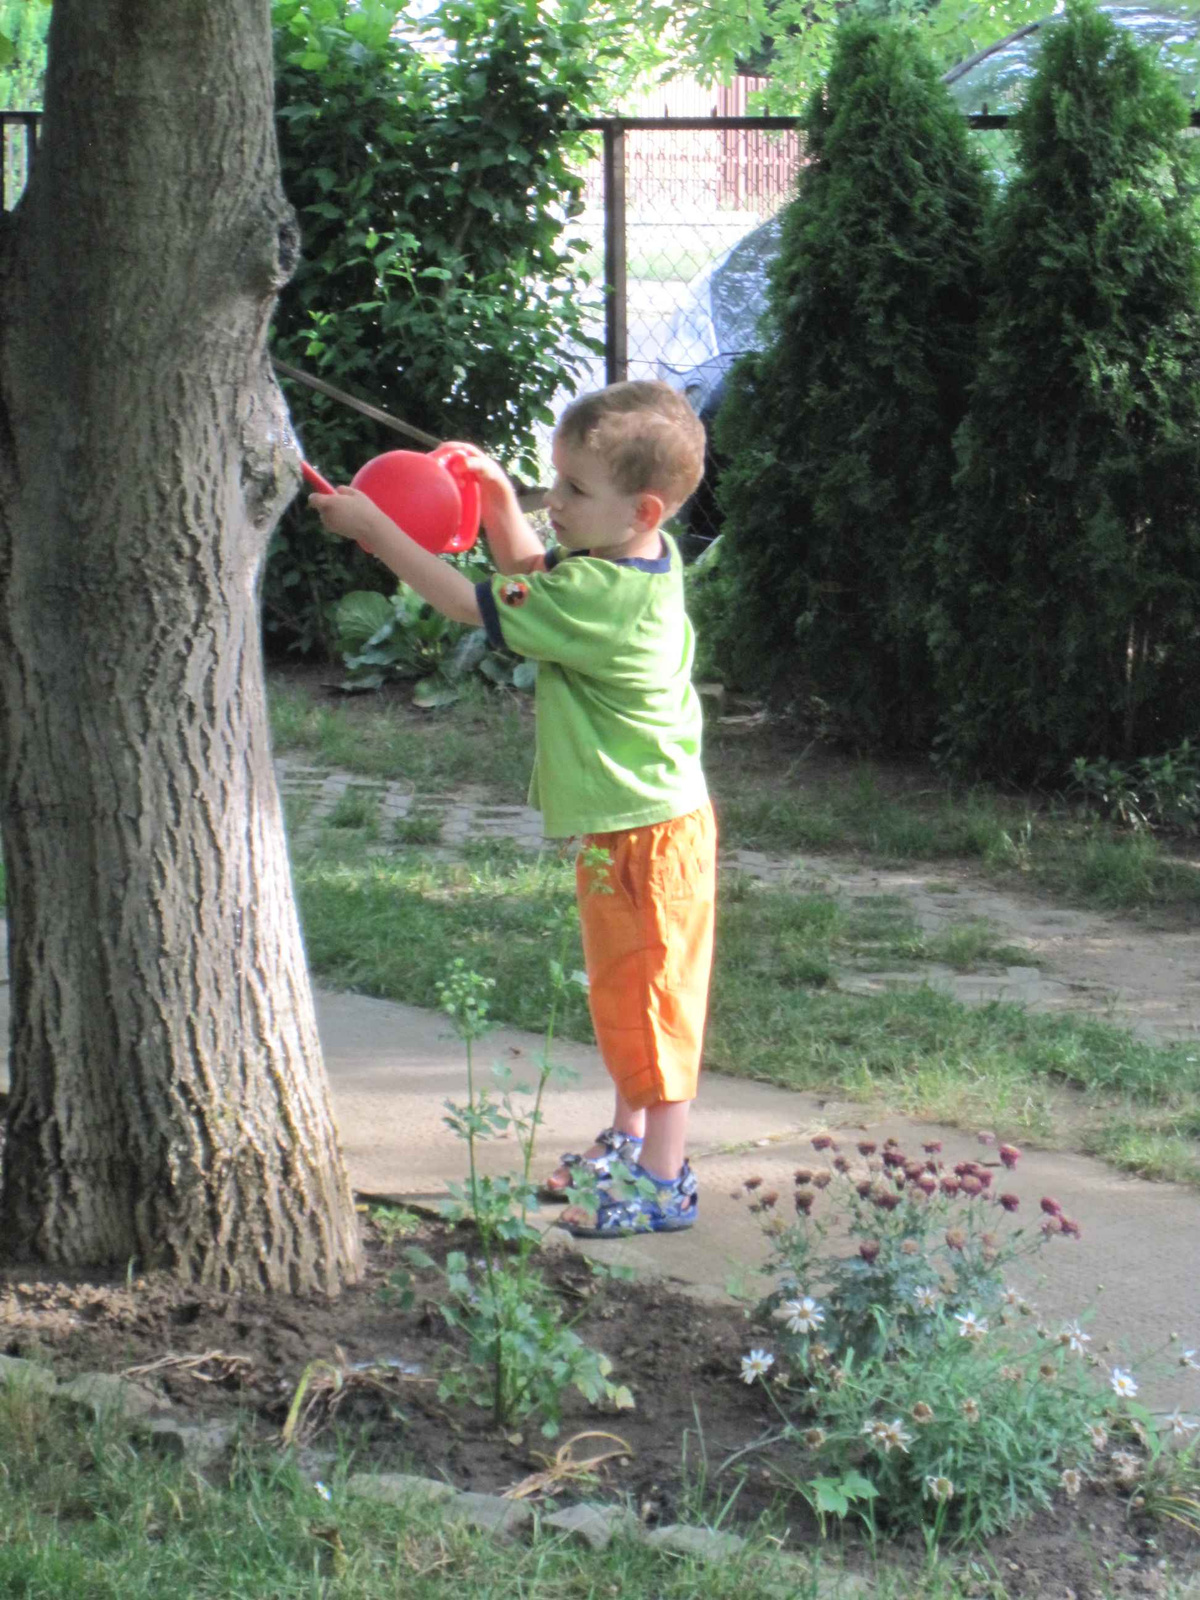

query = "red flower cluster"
[[785, 1134, 1080, 1239]]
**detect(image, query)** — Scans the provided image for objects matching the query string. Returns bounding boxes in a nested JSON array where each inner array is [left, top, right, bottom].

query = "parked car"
[[656, 216, 782, 550]]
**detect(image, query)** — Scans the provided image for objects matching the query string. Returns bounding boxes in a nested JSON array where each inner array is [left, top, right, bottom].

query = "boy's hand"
[[442, 440, 518, 520], [308, 485, 379, 551]]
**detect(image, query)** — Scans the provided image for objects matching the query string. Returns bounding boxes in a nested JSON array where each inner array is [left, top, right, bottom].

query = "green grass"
[[705, 738, 1200, 920], [922, 921, 1035, 971], [326, 787, 383, 832], [0, 1386, 824, 1600], [393, 813, 446, 846], [291, 831, 1200, 1185], [269, 678, 532, 805], [3, 1374, 1195, 1599]]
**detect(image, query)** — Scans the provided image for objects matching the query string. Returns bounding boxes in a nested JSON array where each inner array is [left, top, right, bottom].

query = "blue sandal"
[[540, 1127, 644, 1203], [556, 1161, 698, 1237]]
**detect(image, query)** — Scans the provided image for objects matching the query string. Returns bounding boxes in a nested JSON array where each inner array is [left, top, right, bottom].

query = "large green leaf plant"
[[267, 0, 605, 657]]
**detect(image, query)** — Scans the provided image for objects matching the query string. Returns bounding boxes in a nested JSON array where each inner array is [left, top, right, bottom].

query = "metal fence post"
[[1, 112, 40, 212], [602, 120, 628, 385]]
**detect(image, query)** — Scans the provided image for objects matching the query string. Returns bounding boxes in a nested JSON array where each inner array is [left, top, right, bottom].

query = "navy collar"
[[547, 537, 670, 573]]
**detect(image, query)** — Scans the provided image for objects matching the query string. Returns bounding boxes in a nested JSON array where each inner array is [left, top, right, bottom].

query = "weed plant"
[[386, 894, 632, 1435], [1071, 744, 1200, 837], [735, 1136, 1200, 1543]]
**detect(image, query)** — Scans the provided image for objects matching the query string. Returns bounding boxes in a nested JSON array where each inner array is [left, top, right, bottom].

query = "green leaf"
[[811, 1478, 850, 1517], [478, 653, 515, 686], [512, 660, 538, 691], [413, 674, 461, 709], [334, 590, 395, 655], [444, 627, 490, 680], [839, 1471, 879, 1501], [0, 33, 15, 66]]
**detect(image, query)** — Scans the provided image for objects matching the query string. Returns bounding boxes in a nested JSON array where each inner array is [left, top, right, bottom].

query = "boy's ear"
[[633, 491, 665, 531]]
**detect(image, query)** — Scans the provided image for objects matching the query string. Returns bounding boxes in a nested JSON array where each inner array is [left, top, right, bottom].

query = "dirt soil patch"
[[2, 1215, 1195, 1598]]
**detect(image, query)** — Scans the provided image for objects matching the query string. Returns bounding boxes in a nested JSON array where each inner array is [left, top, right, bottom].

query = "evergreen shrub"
[[933, 0, 1200, 780], [703, 17, 992, 749]]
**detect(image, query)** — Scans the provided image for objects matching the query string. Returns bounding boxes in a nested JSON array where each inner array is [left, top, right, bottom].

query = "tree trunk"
[[0, 0, 362, 1293]]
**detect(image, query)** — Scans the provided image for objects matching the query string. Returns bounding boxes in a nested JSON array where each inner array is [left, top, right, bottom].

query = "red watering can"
[[301, 443, 481, 555]]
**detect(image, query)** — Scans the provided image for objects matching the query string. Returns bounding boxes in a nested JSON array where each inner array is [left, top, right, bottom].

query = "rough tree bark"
[[0, 0, 362, 1293]]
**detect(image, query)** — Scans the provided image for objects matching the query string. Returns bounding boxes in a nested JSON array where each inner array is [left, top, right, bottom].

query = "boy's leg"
[[558, 805, 715, 1228], [638, 1099, 690, 1182]]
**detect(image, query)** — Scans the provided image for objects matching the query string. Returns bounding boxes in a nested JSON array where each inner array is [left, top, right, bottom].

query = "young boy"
[[309, 380, 715, 1237]]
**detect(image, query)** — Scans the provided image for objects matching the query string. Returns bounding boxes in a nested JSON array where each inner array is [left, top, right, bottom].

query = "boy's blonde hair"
[[556, 380, 706, 510]]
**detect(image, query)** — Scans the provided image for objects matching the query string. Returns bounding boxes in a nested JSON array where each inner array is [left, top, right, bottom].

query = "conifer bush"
[[704, 18, 991, 749], [933, 0, 1200, 780]]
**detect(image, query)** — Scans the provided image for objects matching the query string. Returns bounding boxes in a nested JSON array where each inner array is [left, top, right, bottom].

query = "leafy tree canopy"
[[0, 0, 1055, 114], [596, 0, 1047, 109], [0, 0, 50, 106]]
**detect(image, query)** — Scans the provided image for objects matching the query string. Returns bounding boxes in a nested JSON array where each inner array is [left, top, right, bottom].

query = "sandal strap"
[[568, 1160, 698, 1236], [558, 1128, 642, 1170]]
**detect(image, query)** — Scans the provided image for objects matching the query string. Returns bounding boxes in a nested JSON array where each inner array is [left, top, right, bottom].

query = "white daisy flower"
[[1181, 1350, 1200, 1371], [1110, 1368, 1138, 1400], [740, 1349, 775, 1385], [954, 1310, 988, 1342], [1164, 1408, 1199, 1441], [913, 1286, 939, 1312], [861, 1417, 912, 1454], [778, 1295, 825, 1335], [924, 1475, 954, 1502], [1059, 1322, 1091, 1355], [1001, 1287, 1025, 1309]]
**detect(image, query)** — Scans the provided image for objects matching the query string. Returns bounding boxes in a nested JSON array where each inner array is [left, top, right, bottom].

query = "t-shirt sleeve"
[[474, 559, 626, 672]]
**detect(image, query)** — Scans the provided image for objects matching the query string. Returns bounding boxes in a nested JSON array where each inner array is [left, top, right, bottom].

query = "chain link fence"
[[557, 117, 802, 550]]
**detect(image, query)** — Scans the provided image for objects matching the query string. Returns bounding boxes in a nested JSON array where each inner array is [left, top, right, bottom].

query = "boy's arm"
[[310, 488, 482, 625], [451, 445, 549, 574]]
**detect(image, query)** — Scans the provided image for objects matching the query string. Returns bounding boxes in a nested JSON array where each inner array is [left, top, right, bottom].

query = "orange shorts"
[[576, 802, 717, 1111]]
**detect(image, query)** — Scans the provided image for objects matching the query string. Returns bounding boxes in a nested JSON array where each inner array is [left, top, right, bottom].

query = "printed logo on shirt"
[[500, 580, 530, 607]]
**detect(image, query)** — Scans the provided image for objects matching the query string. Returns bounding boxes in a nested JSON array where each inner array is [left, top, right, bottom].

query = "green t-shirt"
[[475, 533, 708, 838]]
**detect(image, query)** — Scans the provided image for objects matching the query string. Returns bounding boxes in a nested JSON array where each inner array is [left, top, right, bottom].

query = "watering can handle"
[[430, 444, 481, 554]]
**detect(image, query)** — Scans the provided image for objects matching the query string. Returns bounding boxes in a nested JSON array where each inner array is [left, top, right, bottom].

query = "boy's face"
[[546, 437, 645, 553]]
